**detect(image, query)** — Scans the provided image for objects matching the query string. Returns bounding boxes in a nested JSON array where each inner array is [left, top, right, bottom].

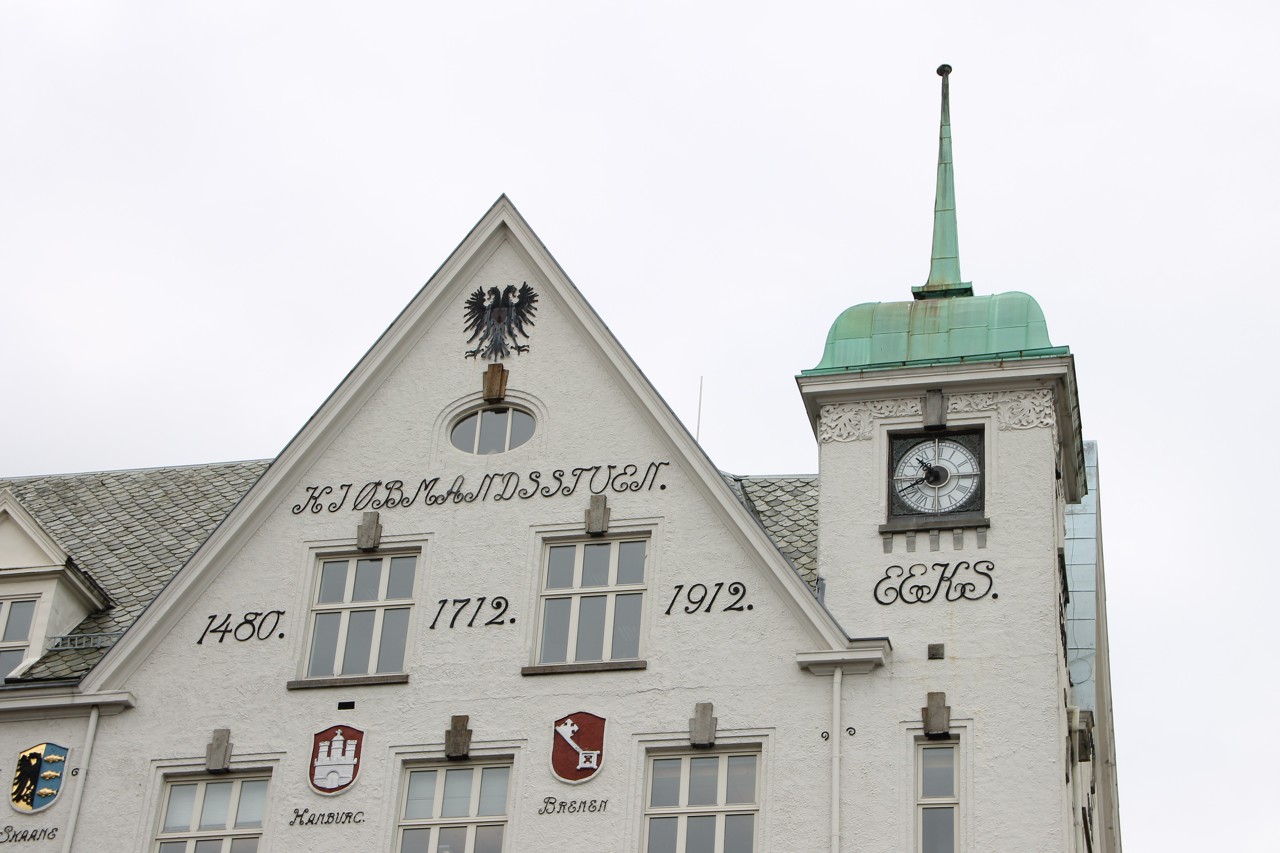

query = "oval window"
[[450, 407, 535, 454]]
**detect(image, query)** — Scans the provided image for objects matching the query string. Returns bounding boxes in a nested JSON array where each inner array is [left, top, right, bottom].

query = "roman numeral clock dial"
[[891, 435, 982, 515]]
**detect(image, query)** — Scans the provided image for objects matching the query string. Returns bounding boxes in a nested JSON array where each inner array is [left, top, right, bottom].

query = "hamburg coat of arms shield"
[[551, 712, 605, 784], [10, 743, 69, 814], [310, 725, 363, 795]]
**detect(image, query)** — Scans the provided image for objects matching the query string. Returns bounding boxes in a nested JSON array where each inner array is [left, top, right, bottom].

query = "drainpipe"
[[830, 666, 843, 853], [61, 704, 99, 853], [796, 643, 892, 853]]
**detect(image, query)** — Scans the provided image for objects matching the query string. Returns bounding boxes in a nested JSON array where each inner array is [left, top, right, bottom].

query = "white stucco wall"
[[0, 214, 1096, 853], [55, 236, 841, 852]]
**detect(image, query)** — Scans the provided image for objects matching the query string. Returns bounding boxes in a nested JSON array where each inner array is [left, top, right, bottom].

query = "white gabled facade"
[[0, 72, 1121, 853]]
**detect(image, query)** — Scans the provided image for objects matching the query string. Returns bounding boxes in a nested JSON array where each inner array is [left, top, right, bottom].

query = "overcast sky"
[[2, 2, 1275, 848]]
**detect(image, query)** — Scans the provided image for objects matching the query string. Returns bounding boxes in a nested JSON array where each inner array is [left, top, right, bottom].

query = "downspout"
[[61, 704, 99, 853], [830, 666, 843, 853], [797, 643, 891, 853]]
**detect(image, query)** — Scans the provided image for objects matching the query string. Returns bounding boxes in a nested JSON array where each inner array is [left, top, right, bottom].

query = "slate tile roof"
[[723, 474, 820, 589], [0, 460, 818, 684], [0, 461, 269, 681]]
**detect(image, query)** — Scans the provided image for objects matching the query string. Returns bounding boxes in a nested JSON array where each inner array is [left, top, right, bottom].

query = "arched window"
[[450, 407, 535, 454]]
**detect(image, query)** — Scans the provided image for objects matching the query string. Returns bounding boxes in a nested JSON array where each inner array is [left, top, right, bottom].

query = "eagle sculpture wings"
[[463, 282, 539, 360]]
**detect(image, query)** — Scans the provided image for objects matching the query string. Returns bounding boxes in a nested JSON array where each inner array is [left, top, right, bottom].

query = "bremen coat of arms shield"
[[551, 712, 605, 784]]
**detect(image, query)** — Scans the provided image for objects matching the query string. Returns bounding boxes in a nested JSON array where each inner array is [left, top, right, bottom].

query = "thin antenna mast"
[[695, 376, 704, 442]]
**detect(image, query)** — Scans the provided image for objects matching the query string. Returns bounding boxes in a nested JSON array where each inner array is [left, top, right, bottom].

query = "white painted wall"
[[0, 216, 1097, 853]]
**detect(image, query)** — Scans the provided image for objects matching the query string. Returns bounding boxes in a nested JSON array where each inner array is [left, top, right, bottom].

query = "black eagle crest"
[[463, 282, 539, 360]]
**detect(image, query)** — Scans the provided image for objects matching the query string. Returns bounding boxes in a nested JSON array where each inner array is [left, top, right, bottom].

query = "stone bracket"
[[483, 363, 509, 403], [206, 728, 232, 774], [922, 692, 952, 739], [924, 389, 946, 429], [585, 494, 610, 536], [357, 511, 382, 551], [689, 702, 718, 749], [446, 715, 473, 760]]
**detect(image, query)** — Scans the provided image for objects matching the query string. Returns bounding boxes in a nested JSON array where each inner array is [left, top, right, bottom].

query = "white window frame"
[[396, 760, 512, 853], [641, 749, 761, 853], [153, 774, 270, 853], [303, 551, 419, 679], [917, 740, 959, 853], [0, 597, 38, 677], [533, 537, 648, 666]]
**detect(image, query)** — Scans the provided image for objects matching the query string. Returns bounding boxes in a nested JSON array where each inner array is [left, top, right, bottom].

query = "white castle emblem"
[[313, 728, 359, 791], [554, 717, 600, 770]]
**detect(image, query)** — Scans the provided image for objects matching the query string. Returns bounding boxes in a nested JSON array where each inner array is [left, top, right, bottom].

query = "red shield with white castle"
[[310, 725, 363, 795], [551, 712, 605, 784]]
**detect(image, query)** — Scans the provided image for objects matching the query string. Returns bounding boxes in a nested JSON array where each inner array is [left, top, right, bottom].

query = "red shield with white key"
[[551, 712, 605, 784]]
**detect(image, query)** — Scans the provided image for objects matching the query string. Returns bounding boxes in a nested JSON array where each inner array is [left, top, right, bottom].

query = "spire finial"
[[914, 63, 973, 299]]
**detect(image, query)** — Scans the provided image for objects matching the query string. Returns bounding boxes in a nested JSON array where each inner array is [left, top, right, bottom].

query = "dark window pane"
[[725, 814, 755, 852], [612, 593, 642, 659], [509, 410, 535, 449], [401, 827, 431, 853], [436, 826, 467, 853], [575, 595, 606, 661], [377, 608, 410, 673], [582, 543, 610, 586], [686, 815, 716, 853], [341, 610, 375, 675], [475, 825, 504, 853], [450, 413, 478, 452], [477, 409, 509, 454], [198, 781, 232, 830], [546, 546, 575, 589], [230, 840, 259, 853], [726, 755, 757, 803], [440, 768, 473, 818], [617, 541, 646, 584], [307, 612, 341, 677], [388, 556, 416, 599], [0, 649, 24, 676], [478, 766, 509, 816], [317, 561, 348, 603], [539, 598, 571, 663], [650, 759, 680, 807], [235, 780, 267, 828], [352, 558, 382, 601], [647, 817, 677, 853], [922, 806, 955, 853], [404, 770, 437, 819], [688, 757, 718, 805], [3, 601, 35, 642], [921, 746, 954, 797], [194, 841, 222, 853], [158, 844, 186, 853], [163, 784, 197, 832]]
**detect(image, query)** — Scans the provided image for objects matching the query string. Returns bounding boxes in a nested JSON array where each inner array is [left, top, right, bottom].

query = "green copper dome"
[[804, 67, 1069, 376], [804, 291, 1068, 374]]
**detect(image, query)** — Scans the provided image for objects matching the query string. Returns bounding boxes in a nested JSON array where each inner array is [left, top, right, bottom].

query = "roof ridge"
[[1, 459, 271, 481]]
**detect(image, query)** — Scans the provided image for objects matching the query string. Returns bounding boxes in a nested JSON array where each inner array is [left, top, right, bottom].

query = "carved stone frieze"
[[819, 399, 922, 442], [818, 389, 1055, 443], [948, 389, 1055, 430]]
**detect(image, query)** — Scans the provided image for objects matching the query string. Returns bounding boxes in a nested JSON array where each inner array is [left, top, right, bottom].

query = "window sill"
[[521, 660, 647, 676], [878, 513, 990, 534], [286, 673, 409, 690]]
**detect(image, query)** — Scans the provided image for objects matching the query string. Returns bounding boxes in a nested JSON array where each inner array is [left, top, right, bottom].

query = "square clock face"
[[888, 431, 983, 517]]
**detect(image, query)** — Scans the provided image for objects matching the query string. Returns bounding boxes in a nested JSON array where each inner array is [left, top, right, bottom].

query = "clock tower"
[[797, 66, 1097, 852]]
